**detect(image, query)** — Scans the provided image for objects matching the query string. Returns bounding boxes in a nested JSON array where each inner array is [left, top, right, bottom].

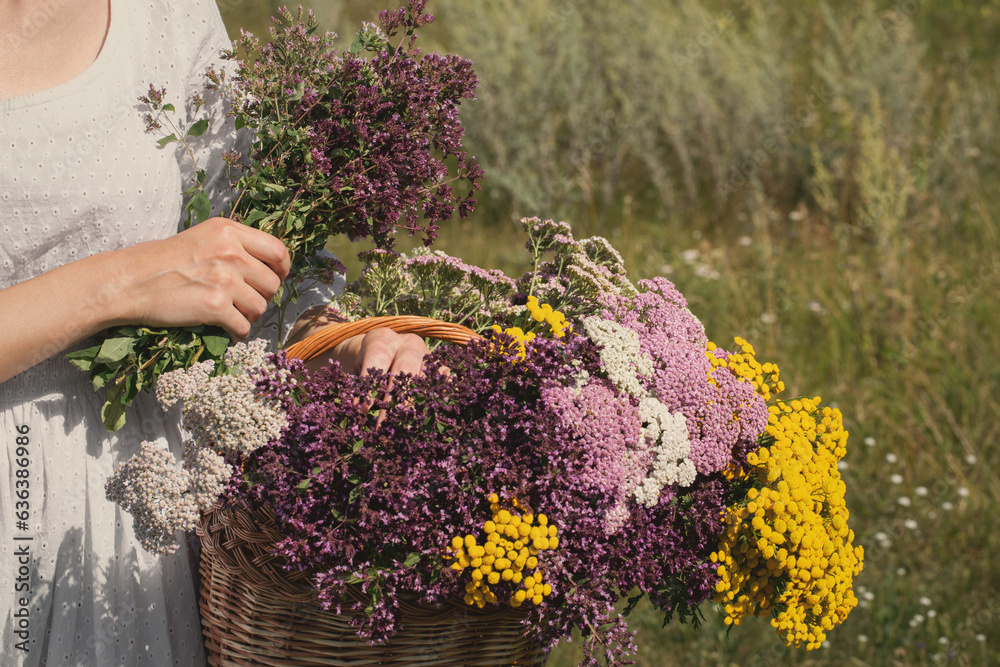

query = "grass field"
[[218, 1, 1000, 664]]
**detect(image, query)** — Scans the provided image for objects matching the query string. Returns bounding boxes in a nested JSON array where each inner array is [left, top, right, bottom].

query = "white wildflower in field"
[[681, 248, 700, 264]]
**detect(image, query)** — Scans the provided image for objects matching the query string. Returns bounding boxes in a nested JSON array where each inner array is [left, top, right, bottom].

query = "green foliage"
[[67, 325, 230, 430]]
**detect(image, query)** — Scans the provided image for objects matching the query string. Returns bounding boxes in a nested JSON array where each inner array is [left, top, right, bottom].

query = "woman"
[[0, 1, 426, 663]]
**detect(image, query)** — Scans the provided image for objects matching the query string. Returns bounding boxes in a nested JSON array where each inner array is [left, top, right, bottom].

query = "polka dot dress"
[[0, 1, 324, 665]]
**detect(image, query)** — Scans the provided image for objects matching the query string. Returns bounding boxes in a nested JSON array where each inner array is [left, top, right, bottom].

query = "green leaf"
[[352, 439, 364, 454], [162, 103, 175, 113], [153, 355, 170, 376], [101, 382, 129, 431], [235, 114, 247, 130], [348, 485, 362, 505], [91, 369, 113, 391], [95, 337, 136, 365], [345, 573, 364, 585], [348, 32, 364, 55], [330, 507, 343, 520], [402, 553, 421, 568], [202, 333, 230, 359], [156, 134, 178, 147], [66, 344, 101, 371], [242, 209, 269, 228], [120, 373, 141, 414], [190, 190, 211, 224], [297, 478, 311, 490], [186, 119, 210, 137]]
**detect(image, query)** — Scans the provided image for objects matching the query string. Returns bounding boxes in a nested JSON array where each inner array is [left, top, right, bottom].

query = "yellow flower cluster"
[[491, 324, 535, 360], [712, 397, 864, 650], [489, 298, 569, 361], [446, 494, 559, 608], [526, 296, 570, 338], [706, 337, 784, 400]]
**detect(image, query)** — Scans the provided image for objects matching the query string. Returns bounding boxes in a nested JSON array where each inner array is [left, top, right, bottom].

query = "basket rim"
[[284, 315, 481, 362]]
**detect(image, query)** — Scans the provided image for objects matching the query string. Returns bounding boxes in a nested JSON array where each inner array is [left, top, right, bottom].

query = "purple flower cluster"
[[223, 2, 484, 274], [239, 333, 598, 639]]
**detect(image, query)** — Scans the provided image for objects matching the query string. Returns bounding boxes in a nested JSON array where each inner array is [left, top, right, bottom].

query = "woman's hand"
[[286, 306, 431, 377], [111, 217, 290, 339], [0, 217, 289, 382], [326, 328, 430, 377]]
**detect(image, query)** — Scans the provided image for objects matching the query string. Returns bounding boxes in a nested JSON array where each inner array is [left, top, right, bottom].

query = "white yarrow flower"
[[582, 316, 654, 398]]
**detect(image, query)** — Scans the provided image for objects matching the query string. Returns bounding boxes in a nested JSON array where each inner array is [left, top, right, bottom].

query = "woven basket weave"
[[198, 317, 548, 666]]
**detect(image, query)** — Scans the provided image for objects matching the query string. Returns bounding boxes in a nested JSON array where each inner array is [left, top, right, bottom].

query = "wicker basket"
[[197, 317, 549, 666]]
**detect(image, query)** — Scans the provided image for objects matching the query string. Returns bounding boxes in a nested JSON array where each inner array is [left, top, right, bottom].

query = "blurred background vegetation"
[[218, 1, 1000, 664]]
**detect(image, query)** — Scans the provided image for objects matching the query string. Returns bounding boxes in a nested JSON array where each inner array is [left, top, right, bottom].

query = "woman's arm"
[[0, 217, 289, 383]]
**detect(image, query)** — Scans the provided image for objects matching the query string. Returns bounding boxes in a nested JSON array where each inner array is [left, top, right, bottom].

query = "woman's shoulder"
[[118, 0, 230, 72]]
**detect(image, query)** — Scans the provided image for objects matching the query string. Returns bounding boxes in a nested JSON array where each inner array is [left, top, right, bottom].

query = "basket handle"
[[284, 315, 481, 363]]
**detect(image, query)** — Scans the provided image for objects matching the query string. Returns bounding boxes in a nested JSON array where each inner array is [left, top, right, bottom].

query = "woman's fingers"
[[114, 217, 291, 338], [356, 330, 428, 377], [312, 328, 430, 377], [228, 220, 291, 282], [384, 333, 428, 376]]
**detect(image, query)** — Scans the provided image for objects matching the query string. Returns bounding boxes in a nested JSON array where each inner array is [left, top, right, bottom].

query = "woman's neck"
[[0, 0, 110, 100]]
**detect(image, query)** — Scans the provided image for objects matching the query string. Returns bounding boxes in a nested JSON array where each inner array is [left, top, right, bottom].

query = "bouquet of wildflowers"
[[70, 1, 482, 430], [107, 217, 863, 665]]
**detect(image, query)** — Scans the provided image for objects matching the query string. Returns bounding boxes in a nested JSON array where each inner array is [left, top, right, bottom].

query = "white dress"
[[0, 2, 335, 664]]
